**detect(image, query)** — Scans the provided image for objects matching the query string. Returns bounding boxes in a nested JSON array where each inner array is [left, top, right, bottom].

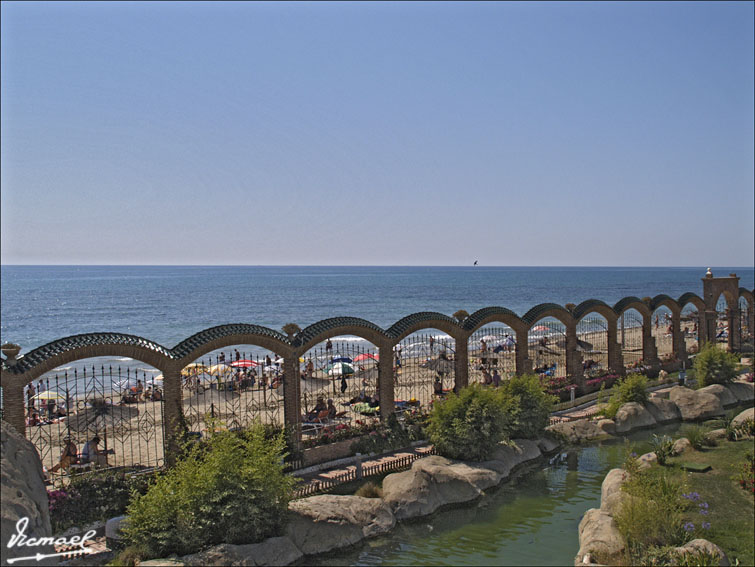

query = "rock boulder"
[[546, 419, 609, 444], [732, 407, 754, 428], [672, 539, 730, 566], [698, 385, 738, 407], [181, 538, 303, 567], [644, 398, 682, 424], [668, 386, 725, 421], [727, 382, 755, 403], [672, 438, 692, 456], [614, 402, 657, 433], [575, 508, 625, 566], [599, 469, 628, 516], [1, 421, 56, 566], [285, 494, 395, 555]]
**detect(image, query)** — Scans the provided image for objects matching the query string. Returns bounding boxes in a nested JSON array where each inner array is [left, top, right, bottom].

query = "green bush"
[[683, 426, 708, 451], [615, 467, 690, 561], [601, 373, 649, 419], [693, 342, 740, 387], [497, 374, 557, 439], [426, 384, 515, 461], [123, 424, 296, 559], [48, 470, 155, 533]]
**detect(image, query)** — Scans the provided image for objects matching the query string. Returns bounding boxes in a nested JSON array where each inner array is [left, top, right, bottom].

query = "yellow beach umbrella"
[[181, 363, 207, 377], [207, 364, 234, 377], [33, 391, 65, 401]]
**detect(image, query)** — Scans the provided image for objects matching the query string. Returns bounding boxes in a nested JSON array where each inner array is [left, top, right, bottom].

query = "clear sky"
[[1, 1, 753, 266]]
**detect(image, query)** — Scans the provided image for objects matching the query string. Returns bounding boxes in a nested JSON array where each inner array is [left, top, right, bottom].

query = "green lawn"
[[664, 435, 754, 566]]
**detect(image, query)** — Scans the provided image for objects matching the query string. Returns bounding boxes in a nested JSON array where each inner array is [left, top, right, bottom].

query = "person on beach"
[[340, 375, 348, 394], [327, 398, 337, 419], [480, 339, 487, 353], [429, 336, 435, 353], [492, 369, 501, 387], [26, 383, 36, 413], [235, 349, 241, 361], [49, 437, 78, 473], [135, 380, 144, 401], [306, 397, 327, 421], [306, 359, 314, 379], [219, 352, 226, 363], [326, 339, 333, 353], [434, 375, 443, 395], [81, 436, 109, 467]]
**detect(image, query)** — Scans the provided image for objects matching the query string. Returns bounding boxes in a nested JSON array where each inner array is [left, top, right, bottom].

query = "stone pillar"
[[702, 309, 717, 347], [281, 352, 301, 455], [0, 374, 26, 437], [454, 333, 469, 391], [607, 321, 624, 377], [565, 324, 583, 387], [672, 310, 686, 364], [729, 304, 741, 352], [377, 342, 395, 420], [516, 332, 531, 375], [642, 313, 660, 376], [161, 364, 183, 466]]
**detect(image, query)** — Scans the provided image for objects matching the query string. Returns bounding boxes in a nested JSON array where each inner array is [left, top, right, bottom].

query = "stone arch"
[[573, 300, 618, 326], [522, 303, 575, 328], [463, 307, 527, 336], [677, 292, 705, 313], [172, 324, 292, 366], [387, 312, 465, 343], [465, 309, 522, 384], [613, 297, 652, 319], [2, 333, 173, 389], [295, 318, 390, 353]]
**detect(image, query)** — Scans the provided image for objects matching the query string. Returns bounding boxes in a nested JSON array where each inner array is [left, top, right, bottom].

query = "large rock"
[[285, 494, 395, 555], [599, 469, 628, 516], [727, 382, 755, 403], [698, 385, 738, 408], [672, 539, 730, 566], [536, 435, 562, 455], [481, 439, 542, 479], [644, 398, 682, 424], [546, 419, 609, 444], [182, 538, 302, 567], [596, 419, 616, 435], [672, 438, 692, 455], [575, 508, 625, 566], [669, 386, 725, 421], [732, 407, 754, 428], [1, 421, 57, 566], [381, 455, 500, 521], [614, 402, 657, 433], [636, 452, 658, 471]]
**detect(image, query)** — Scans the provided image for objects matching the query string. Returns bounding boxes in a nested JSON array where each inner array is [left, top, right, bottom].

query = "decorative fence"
[[1, 274, 752, 480]]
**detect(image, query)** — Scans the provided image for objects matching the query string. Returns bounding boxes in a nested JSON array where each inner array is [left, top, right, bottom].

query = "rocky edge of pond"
[[576, 402, 755, 567]]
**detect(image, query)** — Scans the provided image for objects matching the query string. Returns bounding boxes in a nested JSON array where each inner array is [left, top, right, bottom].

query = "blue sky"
[[1, 1, 753, 266]]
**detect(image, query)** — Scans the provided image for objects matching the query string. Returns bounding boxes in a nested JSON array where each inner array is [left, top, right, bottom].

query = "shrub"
[[49, 470, 155, 533], [736, 451, 754, 494], [684, 426, 708, 451], [600, 373, 649, 419], [615, 467, 689, 561], [498, 374, 556, 439], [124, 424, 295, 559], [650, 434, 675, 466], [693, 342, 739, 387], [354, 481, 383, 499], [427, 384, 515, 461]]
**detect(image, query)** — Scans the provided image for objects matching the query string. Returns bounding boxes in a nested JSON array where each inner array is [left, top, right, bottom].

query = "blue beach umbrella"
[[330, 356, 353, 363]]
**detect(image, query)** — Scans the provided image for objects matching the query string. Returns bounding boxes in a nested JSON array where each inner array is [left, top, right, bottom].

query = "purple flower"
[[630, 452, 637, 458], [702, 522, 711, 530], [699, 508, 709, 516], [683, 522, 695, 532], [699, 501, 708, 509]]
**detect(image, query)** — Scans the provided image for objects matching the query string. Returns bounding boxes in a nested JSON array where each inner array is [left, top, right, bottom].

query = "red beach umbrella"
[[353, 353, 379, 363], [230, 359, 259, 368]]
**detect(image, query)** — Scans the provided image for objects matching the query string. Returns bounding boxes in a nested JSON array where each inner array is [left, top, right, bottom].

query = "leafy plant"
[[48, 470, 155, 534], [123, 424, 296, 559], [426, 384, 515, 461], [684, 426, 708, 451], [736, 450, 754, 494], [354, 481, 383, 498], [693, 342, 740, 387], [600, 373, 649, 419], [498, 373, 556, 439], [650, 434, 675, 466]]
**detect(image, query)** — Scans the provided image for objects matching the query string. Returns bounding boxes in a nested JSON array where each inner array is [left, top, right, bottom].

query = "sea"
[[2, 265, 753, 355]]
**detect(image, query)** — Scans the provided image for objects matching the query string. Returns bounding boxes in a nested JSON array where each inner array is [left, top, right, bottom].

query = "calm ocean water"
[[1, 266, 753, 355]]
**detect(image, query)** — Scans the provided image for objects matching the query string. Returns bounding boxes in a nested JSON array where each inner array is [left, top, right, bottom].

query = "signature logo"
[[6, 517, 96, 564]]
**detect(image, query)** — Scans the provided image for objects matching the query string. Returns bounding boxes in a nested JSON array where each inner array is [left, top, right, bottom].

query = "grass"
[[663, 437, 755, 566]]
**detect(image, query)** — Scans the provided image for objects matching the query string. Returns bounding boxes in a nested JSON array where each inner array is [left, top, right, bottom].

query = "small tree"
[[693, 342, 739, 387], [124, 424, 295, 559], [601, 373, 649, 419], [427, 384, 515, 461], [498, 374, 557, 439]]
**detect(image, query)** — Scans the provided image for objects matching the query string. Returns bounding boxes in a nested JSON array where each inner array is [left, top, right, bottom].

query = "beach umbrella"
[[207, 364, 234, 377], [33, 391, 65, 401], [230, 359, 259, 368], [353, 353, 378, 363], [181, 363, 207, 377], [481, 335, 499, 343], [67, 398, 139, 452], [531, 325, 551, 333], [330, 356, 353, 364], [263, 365, 280, 373], [422, 358, 455, 374], [327, 362, 354, 377]]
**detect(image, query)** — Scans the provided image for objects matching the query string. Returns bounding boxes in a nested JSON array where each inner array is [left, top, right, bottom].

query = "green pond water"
[[308, 425, 684, 566]]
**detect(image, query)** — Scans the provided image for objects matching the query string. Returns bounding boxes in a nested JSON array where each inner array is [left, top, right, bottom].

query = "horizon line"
[[1, 264, 753, 269]]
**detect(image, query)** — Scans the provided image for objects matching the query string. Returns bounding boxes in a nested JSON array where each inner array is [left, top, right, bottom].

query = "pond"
[[307, 425, 684, 566]]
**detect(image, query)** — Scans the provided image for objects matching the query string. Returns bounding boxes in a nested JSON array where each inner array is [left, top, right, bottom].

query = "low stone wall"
[[301, 438, 357, 468]]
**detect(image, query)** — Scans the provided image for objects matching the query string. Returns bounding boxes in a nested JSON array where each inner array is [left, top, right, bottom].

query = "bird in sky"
[[474, 260, 478, 266]]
